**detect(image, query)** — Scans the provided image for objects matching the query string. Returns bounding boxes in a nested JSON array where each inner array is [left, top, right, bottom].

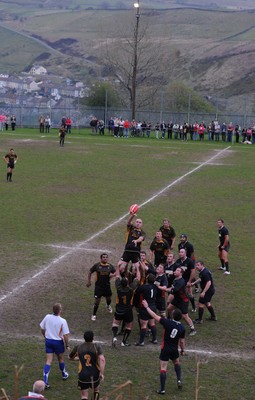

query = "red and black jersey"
[[160, 318, 185, 351], [171, 277, 189, 303]]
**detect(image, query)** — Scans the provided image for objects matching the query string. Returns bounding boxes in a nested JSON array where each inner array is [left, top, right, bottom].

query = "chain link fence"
[[0, 105, 255, 128]]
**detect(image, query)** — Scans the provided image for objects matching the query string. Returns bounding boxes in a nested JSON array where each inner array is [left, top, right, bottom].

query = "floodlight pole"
[[131, 1, 140, 121]]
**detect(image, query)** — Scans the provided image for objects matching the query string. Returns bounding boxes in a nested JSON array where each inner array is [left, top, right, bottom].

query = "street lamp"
[[131, 0, 140, 120]]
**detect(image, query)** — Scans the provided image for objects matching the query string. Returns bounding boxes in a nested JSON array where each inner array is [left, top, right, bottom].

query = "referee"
[[40, 303, 70, 389]]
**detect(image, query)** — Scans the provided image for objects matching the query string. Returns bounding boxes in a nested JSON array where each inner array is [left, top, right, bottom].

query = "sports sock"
[[43, 364, 51, 384], [59, 362, 66, 375], [9, 172, 12, 180], [150, 325, 157, 341], [106, 299, 111, 307], [220, 259, 225, 268], [174, 364, 181, 381], [139, 328, 147, 344], [93, 304, 99, 316], [7, 173, 9, 181], [207, 305, 216, 318], [93, 391, 99, 400], [198, 307, 204, 320], [123, 328, 131, 343], [160, 370, 166, 391], [225, 262, 229, 272], [112, 326, 118, 337]]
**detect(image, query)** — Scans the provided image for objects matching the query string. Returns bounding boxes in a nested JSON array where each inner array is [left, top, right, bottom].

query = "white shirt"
[[40, 314, 69, 340], [27, 392, 45, 398]]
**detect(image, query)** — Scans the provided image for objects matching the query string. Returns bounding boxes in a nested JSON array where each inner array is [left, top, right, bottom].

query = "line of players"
[[86, 212, 217, 393], [87, 212, 217, 343]]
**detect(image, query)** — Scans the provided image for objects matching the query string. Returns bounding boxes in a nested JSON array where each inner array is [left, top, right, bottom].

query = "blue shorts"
[[45, 339, 65, 355]]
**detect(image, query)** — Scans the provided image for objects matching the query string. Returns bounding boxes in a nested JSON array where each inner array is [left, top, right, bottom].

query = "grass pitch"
[[0, 128, 254, 399]]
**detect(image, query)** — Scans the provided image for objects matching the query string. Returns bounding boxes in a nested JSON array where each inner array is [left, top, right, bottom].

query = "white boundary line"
[[0, 333, 252, 360], [0, 147, 231, 303]]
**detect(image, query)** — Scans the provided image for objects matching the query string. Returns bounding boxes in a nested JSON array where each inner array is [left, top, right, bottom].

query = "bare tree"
[[102, 10, 170, 119]]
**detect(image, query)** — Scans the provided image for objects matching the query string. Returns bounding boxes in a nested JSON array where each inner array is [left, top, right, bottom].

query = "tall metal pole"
[[131, 1, 140, 121]]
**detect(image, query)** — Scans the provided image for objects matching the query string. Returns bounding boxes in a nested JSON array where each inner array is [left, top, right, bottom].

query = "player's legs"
[[43, 353, 53, 386], [81, 389, 89, 400], [205, 301, 217, 320], [186, 285, 196, 312], [221, 249, 230, 273], [148, 318, 157, 343], [218, 249, 226, 269], [172, 358, 182, 388], [182, 312, 196, 335], [118, 259, 128, 275], [112, 318, 121, 346], [136, 318, 148, 345], [57, 352, 68, 379], [105, 295, 112, 312], [92, 296, 101, 320], [158, 360, 168, 394]]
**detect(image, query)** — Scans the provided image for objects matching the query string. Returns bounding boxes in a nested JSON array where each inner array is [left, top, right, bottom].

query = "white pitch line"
[[47, 244, 112, 252], [0, 146, 231, 304]]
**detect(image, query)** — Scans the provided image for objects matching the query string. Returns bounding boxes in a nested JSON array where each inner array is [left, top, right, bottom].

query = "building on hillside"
[[29, 65, 47, 75]]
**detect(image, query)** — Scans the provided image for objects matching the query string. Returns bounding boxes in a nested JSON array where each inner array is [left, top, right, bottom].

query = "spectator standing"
[[108, 117, 114, 134], [98, 120, 105, 135], [66, 117, 72, 134], [160, 121, 166, 139], [227, 122, 234, 142], [123, 119, 130, 138], [167, 122, 173, 139], [146, 122, 152, 138], [61, 116, 67, 129], [5, 114, 10, 131], [39, 115, 45, 133], [40, 303, 70, 388], [155, 122, 160, 139], [10, 114, 16, 131], [193, 122, 199, 140], [221, 122, 227, 141], [45, 116, 51, 133]]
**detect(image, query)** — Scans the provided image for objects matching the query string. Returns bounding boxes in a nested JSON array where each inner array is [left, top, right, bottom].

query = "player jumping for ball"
[[117, 209, 146, 276]]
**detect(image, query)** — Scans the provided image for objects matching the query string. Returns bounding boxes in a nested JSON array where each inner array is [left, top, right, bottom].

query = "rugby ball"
[[129, 204, 139, 214]]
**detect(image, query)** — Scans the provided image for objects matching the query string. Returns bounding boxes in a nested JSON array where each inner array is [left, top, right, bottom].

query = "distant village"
[[0, 65, 88, 110]]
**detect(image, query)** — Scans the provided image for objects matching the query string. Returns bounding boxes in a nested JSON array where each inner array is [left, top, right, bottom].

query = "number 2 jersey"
[[69, 342, 103, 384]]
